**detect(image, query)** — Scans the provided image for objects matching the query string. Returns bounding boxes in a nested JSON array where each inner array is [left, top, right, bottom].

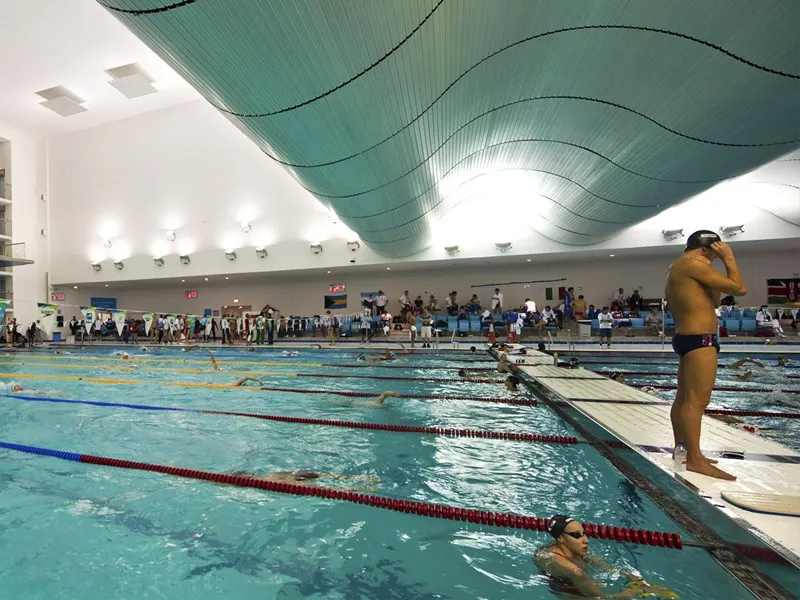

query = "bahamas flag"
[[324, 294, 347, 309], [767, 279, 800, 304]]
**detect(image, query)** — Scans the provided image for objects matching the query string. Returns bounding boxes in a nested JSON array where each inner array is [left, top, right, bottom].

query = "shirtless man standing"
[[665, 231, 746, 480]]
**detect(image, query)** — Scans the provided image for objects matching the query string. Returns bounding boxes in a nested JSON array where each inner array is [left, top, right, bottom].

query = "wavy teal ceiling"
[[98, 0, 800, 257]]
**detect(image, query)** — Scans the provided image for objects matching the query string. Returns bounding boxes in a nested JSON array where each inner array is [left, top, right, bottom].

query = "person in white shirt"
[[541, 305, 557, 326], [597, 306, 614, 349], [613, 288, 626, 307], [376, 291, 388, 314], [524, 298, 537, 314], [380, 312, 393, 336], [360, 310, 372, 343], [221, 316, 229, 344], [491, 288, 504, 314], [256, 314, 266, 344], [756, 305, 785, 337], [446, 291, 458, 316], [420, 310, 433, 347]]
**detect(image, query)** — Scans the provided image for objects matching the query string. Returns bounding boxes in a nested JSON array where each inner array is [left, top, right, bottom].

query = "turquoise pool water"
[[576, 353, 800, 451], [0, 347, 773, 599]]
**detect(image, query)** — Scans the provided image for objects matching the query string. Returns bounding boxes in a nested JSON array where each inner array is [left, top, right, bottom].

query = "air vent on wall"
[[35, 86, 87, 117], [106, 63, 156, 99]]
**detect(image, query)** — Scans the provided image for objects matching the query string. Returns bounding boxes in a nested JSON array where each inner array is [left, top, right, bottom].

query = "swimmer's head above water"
[[505, 375, 520, 391], [547, 514, 589, 557], [609, 371, 625, 383]]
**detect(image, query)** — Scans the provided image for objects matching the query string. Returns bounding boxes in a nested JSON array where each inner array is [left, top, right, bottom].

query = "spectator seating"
[[741, 319, 756, 332], [724, 319, 741, 332]]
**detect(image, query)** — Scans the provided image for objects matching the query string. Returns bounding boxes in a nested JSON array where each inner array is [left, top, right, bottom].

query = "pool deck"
[[503, 348, 800, 565]]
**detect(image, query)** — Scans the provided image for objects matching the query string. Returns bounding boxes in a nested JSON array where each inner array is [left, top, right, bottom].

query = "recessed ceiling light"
[[204, 277, 209, 281], [73, 285, 78, 289], [225, 276, 229, 280], [327, 270, 331, 274], [233, 298, 239, 303], [386, 267, 391, 270], [609, 254, 615, 257], [181, 279, 185, 283], [526, 259, 531, 262], [105, 284, 109, 287]]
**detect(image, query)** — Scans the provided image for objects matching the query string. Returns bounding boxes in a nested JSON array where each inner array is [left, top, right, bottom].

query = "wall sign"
[[329, 284, 346, 293], [51, 292, 65, 301], [185, 290, 198, 299]]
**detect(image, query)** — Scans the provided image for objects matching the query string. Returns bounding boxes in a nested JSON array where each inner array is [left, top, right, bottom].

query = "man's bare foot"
[[687, 460, 736, 481]]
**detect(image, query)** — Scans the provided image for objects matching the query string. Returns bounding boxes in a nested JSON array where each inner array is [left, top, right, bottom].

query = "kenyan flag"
[[767, 278, 800, 304]]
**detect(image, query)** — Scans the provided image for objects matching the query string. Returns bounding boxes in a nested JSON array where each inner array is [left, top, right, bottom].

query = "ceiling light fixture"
[[526, 259, 532, 262], [105, 284, 109, 288], [233, 298, 239, 303], [386, 267, 391, 270], [720, 224, 745, 237], [495, 242, 512, 252], [204, 277, 209, 281], [225, 250, 237, 261], [444, 245, 460, 256], [181, 279, 185, 283], [106, 63, 157, 98], [609, 254, 615, 257], [310, 243, 323, 254], [35, 86, 87, 117], [73, 285, 78, 289], [113, 261, 124, 270], [241, 223, 252, 234], [166, 230, 177, 242], [225, 276, 229, 280], [153, 257, 165, 267], [327, 270, 331, 274], [255, 247, 268, 258], [662, 229, 684, 241], [346, 240, 360, 252], [103, 239, 113, 248], [91, 262, 102, 272], [179, 255, 190, 265]]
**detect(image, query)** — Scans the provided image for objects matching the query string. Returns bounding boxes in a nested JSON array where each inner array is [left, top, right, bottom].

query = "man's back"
[[665, 256, 718, 335]]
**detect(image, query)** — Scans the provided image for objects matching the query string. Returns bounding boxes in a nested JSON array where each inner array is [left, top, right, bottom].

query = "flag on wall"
[[767, 278, 800, 304], [112, 310, 127, 334], [143, 313, 154, 335], [324, 294, 347, 309], [545, 288, 553, 301], [80, 306, 96, 334], [36, 303, 59, 337]]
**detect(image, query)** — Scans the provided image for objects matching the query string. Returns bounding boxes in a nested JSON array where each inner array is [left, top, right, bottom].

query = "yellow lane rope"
[[0, 372, 266, 390], [1, 355, 322, 367], [0, 361, 297, 377]]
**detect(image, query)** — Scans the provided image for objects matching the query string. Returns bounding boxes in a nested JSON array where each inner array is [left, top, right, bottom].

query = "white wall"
[[0, 122, 49, 326], [50, 248, 798, 319], [47, 100, 800, 287]]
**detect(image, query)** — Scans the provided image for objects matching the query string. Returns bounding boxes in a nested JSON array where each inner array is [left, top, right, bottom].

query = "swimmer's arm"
[[686, 256, 746, 296], [206, 350, 220, 371], [232, 376, 263, 386], [585, 555, 641, 581], [320, 473, 382, 483], [373, 391, 399, 405], [546, 558, 611, 597]]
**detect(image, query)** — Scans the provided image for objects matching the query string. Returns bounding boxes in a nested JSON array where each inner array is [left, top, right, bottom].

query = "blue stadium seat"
[[727, 309, 742, 319], [741, 309, 756, 319], [664, 315, 675, 326], [469, 315, 481, 333], [629, 318, 645, 328], [741, 319, 756, 332], [591, 319, 599, 328], [447, 316, 457, 332], [725, 319, 741, 332], [458, 319, 470, 334]]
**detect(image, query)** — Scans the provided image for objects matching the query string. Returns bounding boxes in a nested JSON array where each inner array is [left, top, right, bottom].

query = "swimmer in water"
[[469, 346, 477, 354], [777, 356, 792, 367], [357, 349, 395, 363], [355, 391, 400, 407], [237, 469, 381, 490], [733, 370, 754, 382], [281, 350, 300, 357], [229, 377, 263, 387], [397, 344, 414, 355], [534, 514, 657, 598], [723, 358, 764, 370], [54, 349, 71, 355], [497, 353, 514, 374], [1, 381, 25, 392], [609, 371, 625, 384], [504, 375, 520, 391], [181, 346, 196, 352], [312, 344, 324, 350]]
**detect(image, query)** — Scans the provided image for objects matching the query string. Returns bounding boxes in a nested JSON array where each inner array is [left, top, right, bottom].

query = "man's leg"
[[680, 347, 735, 480], [671, 357, 685, 449]]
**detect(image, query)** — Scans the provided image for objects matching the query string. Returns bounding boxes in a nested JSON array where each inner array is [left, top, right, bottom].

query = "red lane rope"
[[321, 363, 496, 372], [599, 370, 800, 379], [627, 383, 800, 395], [77, 453, 682, 549], [201, 409, 575, 444], [298, 372, 500, 384], [259, 386, 537, 406], [704, 408, 800, 419]]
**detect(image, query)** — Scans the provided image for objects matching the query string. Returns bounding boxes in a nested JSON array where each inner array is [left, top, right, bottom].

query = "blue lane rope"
[[0, 393, 201, 413], [0, 440, 82, 462]]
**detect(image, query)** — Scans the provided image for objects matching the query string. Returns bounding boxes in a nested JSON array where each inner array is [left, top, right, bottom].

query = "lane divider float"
[[626, 382, 800, 395], [0, 393, 567, 443], [297, 372, 501, 384], [0, 439, 682, 549], [258, 386, 537, 406], [704, 408, 800, 420]]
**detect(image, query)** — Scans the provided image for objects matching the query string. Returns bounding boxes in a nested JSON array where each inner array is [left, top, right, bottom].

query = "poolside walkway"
[[504, 348, 800, 564]]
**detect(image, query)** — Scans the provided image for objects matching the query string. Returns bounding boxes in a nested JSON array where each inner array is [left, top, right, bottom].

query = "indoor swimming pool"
[[0, 347, 795, 599]]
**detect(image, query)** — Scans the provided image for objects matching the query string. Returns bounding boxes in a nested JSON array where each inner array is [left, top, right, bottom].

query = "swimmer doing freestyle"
[[665, 230, 746, 480]]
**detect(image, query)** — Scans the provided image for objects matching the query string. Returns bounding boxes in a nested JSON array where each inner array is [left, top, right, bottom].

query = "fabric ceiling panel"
[[98, 0, 800, 256]]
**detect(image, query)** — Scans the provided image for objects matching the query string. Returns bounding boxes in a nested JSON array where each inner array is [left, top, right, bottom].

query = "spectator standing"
[[413, 295, 424, 313], [364, 294, 376, 316], [563, 287, 575, 323], [420, 310, 433, 347], [427, 295, 439, 312], [491, 288, 504, 314], [613, 288, 626, 309], [446, 291, 458, 316], [399, 290, 411, 322], [629, 290, 644, 311], [221, 315, 229, 344], [573, 295, 587, 318], [360, 309, 372, 342], [469, 294, 481, 313], [376, 291, 388, 315], [598, 306, 614, 349]]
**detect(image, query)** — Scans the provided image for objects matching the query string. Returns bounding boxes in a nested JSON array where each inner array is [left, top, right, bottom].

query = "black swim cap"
[[685, 230, 721, 251], [548, 514, 575, 539], [609, 371, 621, 380], [507, 375, 520, 385]]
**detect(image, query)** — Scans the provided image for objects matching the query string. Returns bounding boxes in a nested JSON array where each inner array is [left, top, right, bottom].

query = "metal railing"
[[0, 181, 10, 201]]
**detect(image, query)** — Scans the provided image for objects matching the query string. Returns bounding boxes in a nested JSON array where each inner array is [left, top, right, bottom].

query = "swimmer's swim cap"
[[548, 514, 575, 539], [685, 230, 721, 251], [507, 375, 520, 386]]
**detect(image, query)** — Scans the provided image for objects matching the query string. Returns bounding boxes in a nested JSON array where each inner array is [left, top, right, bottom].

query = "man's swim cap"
[[548, 514, 575, 539], [685, 230, 721, 251]]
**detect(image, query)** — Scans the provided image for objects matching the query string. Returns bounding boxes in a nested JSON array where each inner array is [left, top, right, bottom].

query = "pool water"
[[574, 353, 800, 451], [0, 347, 773, 599]]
